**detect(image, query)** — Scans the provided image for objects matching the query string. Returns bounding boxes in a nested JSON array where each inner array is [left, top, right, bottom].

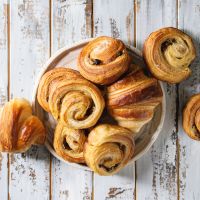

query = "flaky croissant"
[[78, 36, 131, 85], [0, 98, 45, 153], [84, 124, 135, 175], [107, 64, 163, 133], [183, 94, 200, 140], [37, 67, 81, 112], [54, 122, 86, 163], [143, 27, 196, 83], [37, 67, 105, 129]]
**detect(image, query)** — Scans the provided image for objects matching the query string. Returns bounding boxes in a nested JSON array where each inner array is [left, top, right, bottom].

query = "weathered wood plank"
[[178, 1, 200, 199], [136, 1, 178, 199], [93, 1, 135, 199], [9, 1, 50, 199], [51, 1, 93, 199], [0, 1, 9, 199]]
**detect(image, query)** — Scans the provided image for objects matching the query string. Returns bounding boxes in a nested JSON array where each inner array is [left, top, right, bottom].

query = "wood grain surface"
[[51, 1, 93, 199], [136, 1, 178, 200], [0, 0, 199, 200], [93, 1, 135, 200], [0, 1, 9, 199], [9, 1, 50, 199]]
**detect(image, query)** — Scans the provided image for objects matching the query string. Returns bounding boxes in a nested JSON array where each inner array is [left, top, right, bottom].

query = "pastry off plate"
[[32, 38, 166, 171]]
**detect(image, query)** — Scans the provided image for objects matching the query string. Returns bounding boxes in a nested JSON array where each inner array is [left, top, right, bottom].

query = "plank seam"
[[49, 0, 52, 200], [91, 0, 94, 38], [134, 0, 137, 199], [176, 1, 180, 200], [91, 1, 94, 199], [7, 1, 10, 199]]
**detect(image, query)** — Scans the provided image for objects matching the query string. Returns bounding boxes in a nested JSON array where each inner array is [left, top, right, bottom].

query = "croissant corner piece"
[[84, 124, 135, 175], [143, 27, 196, 84], [78, 36, 131, 85], [0, 98, 46, 153], [183, 94, 200, 141]]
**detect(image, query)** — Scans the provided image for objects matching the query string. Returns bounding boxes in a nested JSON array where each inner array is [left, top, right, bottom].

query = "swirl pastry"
[[84, 124, 134, 175], [143, 27, 196, 83], [107, 64, 163, 133], [54, 122, 86, 163], [78, 36, 131, 85], [37, 67, 81, 112], [183, 94, 200, 140], [0, 98, 45, 153], [45, 69, 105, 129]]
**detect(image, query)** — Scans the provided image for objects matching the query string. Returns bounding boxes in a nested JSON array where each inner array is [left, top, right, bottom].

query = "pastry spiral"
[[46, 69, 105, 129], [53, 122, 86, 163], [37, 67, 81, 112], [183, 94, 200, 140], [0, 98, 45, 153], [78, 36, 131, 85], [143, 27, 196, 83], [107, 64, 163, 133], [84, 124, 135, 175]]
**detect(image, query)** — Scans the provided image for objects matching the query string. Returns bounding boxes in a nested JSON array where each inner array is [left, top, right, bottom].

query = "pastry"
[[107, 64, 163, 133], [143, 27, 196, 83], [84, 124, 134, 175], [46, 68, 105, 129], [0, 98, 45, 153], [54, 122, 86, 163], [183, 94, 200, 140], [37, 67, 81, 112], [78, 36, 131, 85]]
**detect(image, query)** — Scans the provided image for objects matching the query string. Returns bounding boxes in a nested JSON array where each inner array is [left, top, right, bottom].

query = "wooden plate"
[[32, 38, 166, 171]]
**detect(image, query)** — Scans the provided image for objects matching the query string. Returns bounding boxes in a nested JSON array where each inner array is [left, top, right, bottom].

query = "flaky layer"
[[107, 64, 163, 133], [0, 98, 45, 153], [143, 27, 196, 83], [37, 67, 81, 112], [54, 122, 86, 163], [78, 36, 131, 85], [84, 124, 135, 175], [183, 94, 200, 140]]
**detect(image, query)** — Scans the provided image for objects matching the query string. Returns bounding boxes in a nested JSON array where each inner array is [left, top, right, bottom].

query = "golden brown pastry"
[[46, 69, 105, 129], [78, 36, 131, 85], [53, 122, 86, 163], [84, 124, 134, 175], [107, 64, 163, 133], [0, 98, 45, 153], [37, 67, 81, 112], [183, 94, 200, 140], [143, 27, 196, 83]]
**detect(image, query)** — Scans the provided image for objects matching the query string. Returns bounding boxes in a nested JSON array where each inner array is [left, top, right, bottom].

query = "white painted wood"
[[0, 0, 200, 199], [9, 1, 50, 199], [93, 1, 135, 199], [178, 1, 200, 199], [136, 1, 178, 199], [51, 1, 93, 200], [0, 1, 9, 199]]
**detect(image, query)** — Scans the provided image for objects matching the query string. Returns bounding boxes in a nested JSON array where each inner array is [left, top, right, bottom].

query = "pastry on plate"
[[107, 64, 163, 134], [37, 67, 81, 112], [54, 122, 86, 163], [0, 98, 45, 153], [84, 124, 135, 175], [183, 94, 200, 140], [37, 67, 105, 129], [143, 27, 196, 83], [78, 36, 131, 85]]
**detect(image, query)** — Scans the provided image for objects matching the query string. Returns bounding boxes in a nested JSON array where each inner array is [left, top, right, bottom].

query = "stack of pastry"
[[0, 27, 196, 176], [36, 36, 165, 175]]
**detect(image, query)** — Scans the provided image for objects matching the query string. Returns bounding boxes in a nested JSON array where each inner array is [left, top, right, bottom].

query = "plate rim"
[[32, 38, 166, 172]]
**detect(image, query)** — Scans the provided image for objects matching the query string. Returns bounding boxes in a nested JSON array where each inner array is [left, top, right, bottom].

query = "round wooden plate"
[[32, 38, 166, 171]]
